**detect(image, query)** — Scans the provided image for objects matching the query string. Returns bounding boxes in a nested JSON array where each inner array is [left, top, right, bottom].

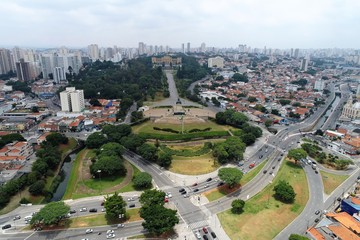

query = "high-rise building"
[[201, 43, 206, 53], [88, 44, 99, 61], [314, 79, 325, 91], [300, 58, 309, 71], [294, 48, 300, 58], [60, 87, 85, 112], [208, 56, 224, 68], [187, 42, 190, 53], [356, 84, 360, 99], [53, 67, 66, 84], [15, 58, 31, 81], [138, 42, 145, 55], [181, 43, 185, 54], [0, 48, 13, 74]]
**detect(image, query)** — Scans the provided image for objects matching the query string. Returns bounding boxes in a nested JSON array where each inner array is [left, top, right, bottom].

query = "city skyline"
[[0, 0, 359, 49]]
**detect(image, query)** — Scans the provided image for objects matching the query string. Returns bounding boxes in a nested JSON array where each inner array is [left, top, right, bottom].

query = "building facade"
[[60, 87, 85, 112], [341, 96, 360, 120], [208, 56, 224, 68]]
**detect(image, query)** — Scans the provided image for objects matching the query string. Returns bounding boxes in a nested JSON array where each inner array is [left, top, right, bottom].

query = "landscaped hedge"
[[153, 127, 180, 134], [188, 127, 211, 133], [160, 142, 212, 157], [139, 131, 229, 141]]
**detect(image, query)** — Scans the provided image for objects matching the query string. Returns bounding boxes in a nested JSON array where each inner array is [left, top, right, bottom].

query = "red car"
[[203, 227, 208, 234], [249, 163, 255, 169], [192, 183, 198, 187], [164, 198, 169, 203]]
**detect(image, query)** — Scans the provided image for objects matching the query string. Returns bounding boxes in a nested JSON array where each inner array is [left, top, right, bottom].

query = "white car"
[[166, 192, 172, 198], [195, 232, 201, 239], [106, 230, 115, 234], [127, 197, 134, 201], [79, 207, 87, 212], [85, 228, 93, 234], [117, 224, 125, 228], [101, 208, 105, 212], [106, 233, 115, 239]]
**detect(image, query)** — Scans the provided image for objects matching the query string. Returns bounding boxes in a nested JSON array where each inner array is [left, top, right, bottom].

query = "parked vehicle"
[[211, 232, 217, 238], [202, 227, 208, 234], [85, 229, 93, 234], [179, 188, 185, 193], [2, 224, 11, 230], [89, 208, 97, 213], [128, 204, 135, 208], [249, 163, 255, 169], [206, 178, 212, 182]]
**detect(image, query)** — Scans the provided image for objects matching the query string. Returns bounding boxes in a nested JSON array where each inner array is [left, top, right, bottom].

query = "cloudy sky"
[[0, 0, 359, 49]]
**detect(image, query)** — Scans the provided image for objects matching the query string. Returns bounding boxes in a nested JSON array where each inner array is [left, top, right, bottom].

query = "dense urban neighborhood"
[[0, 44, 360, 240]]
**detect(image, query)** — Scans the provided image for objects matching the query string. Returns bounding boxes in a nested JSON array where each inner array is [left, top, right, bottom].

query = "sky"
[[0, 0, 359, 49]]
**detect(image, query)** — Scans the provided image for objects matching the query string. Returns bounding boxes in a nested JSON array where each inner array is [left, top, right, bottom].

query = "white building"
[[88, 44, 99, 60], [60, 87, 85, 112], [314, 79, 325, 91], [208, 56, 224, 68], [53, 67, 66, 83]]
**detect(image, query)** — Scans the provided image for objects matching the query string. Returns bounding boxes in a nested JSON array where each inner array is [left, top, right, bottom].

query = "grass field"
[[69, 208, 141, 228], [169, 153, 219, 175], [320, 171, 349, 195], [132, 121, 230, 135], [218, 160, 309, 240], [204, 161, 267, 202]]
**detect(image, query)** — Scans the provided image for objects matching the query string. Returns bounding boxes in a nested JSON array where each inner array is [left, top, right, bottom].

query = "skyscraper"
[[201, 43, 206, 53], [181, 43, 185, 54], [53, 67, 66, 84], [0, 48, 13, 74], [300, 58, 309, 71], [15, 58, 31, 81], [138, 42, 145, 55], [60, 87, 85, 112], [187, 42, 190, 53], [88, 44, 99, 61]]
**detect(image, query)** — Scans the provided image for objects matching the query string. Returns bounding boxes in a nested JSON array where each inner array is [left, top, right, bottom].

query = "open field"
[[204, 161, 267, 202], [63, 148, 141, 200], [320, 170, 349, 195], [218, 160, 309, 240], [132, 121, 231, 135], [169, 153, 219, 175]]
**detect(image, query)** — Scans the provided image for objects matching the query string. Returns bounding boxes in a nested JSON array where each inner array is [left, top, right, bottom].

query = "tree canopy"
[[231, 199, 245, 214], [85, 132, 108, 149], [133, 172, 152, 189], [213, 137, 246, 164], [139, 189, 166, 207], [288, 234, 310, 240], [30, 201, 70, 226], [90, 155, 126, 177], [273, 180, 296, 203], [218, 167, 243, 188], [104, 192, 126, 220], [287, 148, 307, 164]]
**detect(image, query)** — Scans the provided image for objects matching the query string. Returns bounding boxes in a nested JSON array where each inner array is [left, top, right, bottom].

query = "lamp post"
[[97, 170, 102, 195]]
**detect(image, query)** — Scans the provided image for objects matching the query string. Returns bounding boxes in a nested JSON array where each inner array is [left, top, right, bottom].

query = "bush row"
[[188, 127, 211, 133], [139, 131, 229, 141], [153, 127, 179, 134]]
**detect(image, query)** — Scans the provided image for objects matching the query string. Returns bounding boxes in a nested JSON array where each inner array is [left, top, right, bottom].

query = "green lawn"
[[218, 160, 309, 240], [69, 208, 141, 228], [320, 170, 349, 195], [204, 161, 267, 202], [132, 121, 230, 135]]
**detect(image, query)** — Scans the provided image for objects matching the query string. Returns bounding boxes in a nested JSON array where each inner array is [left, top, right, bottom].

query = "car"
[[210, 232, 217, 238], [272, 166, 275, 169], [128, 204, 135, 208], [193, 188, 199, 192], [280, 153, 284, 156], [127, 197, 134, 201], [106, 233, 115, 239], [89, 208, 97, 212], [203, 235, 209, 240], [181, 190, 187, 195], [249, 163, 255, 169], [315, 170, 318, 174], [179, 188, 185, 193], [106, 230, 115, 234], [202, 227, 208, 234], [278, 158, 281, 161], [81, 238, 89, 240], [13, 215, 21, 220], [259, 155, 263, 159], [166, 193, 172, 198], [337, 197, 342, 201], [357, 175, 360, 180], [183, 194, 189, 198], [69, 210, 76, 214], [85, 229, 93, 234], [217, 182, 224, 187], [314, 218, 320, 223], [2, 224, 11, 230], [192, 183, 198, 186], [195, 232, 202, 239], [269, 171, 273, 175], [164, 198, 169, 203], [117, 223, 125, 228], [80, 207, 87, 212], [315, 210, 321, 215], [101, 208, 105, 212], [206, 177, 212, 182], [101, 201, 104, 206], [263, 170, 268, 174]]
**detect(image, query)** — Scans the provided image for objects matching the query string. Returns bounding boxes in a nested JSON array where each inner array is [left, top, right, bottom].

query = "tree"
[[218, 168, 243, 188], [158, 151, 172, 168], [279, 99, 291, 106], [120, 134, 145, 151], [140, 189, 166, 207], [232, 73, 248, 82], [104, 192, 126, 220], [288, 234, 310, 240], [32, 160, 49, 175], [140, 205, 179, 236], [133, 172, 152, 189], [271, 109, 280, 116], [287, 148, 307, 164], [314, 129, 323, 136], [98, 142, 124, 157], [30, 201, 70, 227], [89, 98, 102, 106], [91, 155, 126, 177], [273, 180, 296, 203], [29, 180, 45, 196], [231, 199, 245, 214], [45, 132, 68, 146], [247, 96, 257, 103], [213, 137, 246, 164], [265, 119, 273, 128], [31, 106, 39, 113], [211, 97, 220, 107], [241, 133, 256, 146], [137, 143, 157, 162], [85, 132, 108, 149]]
